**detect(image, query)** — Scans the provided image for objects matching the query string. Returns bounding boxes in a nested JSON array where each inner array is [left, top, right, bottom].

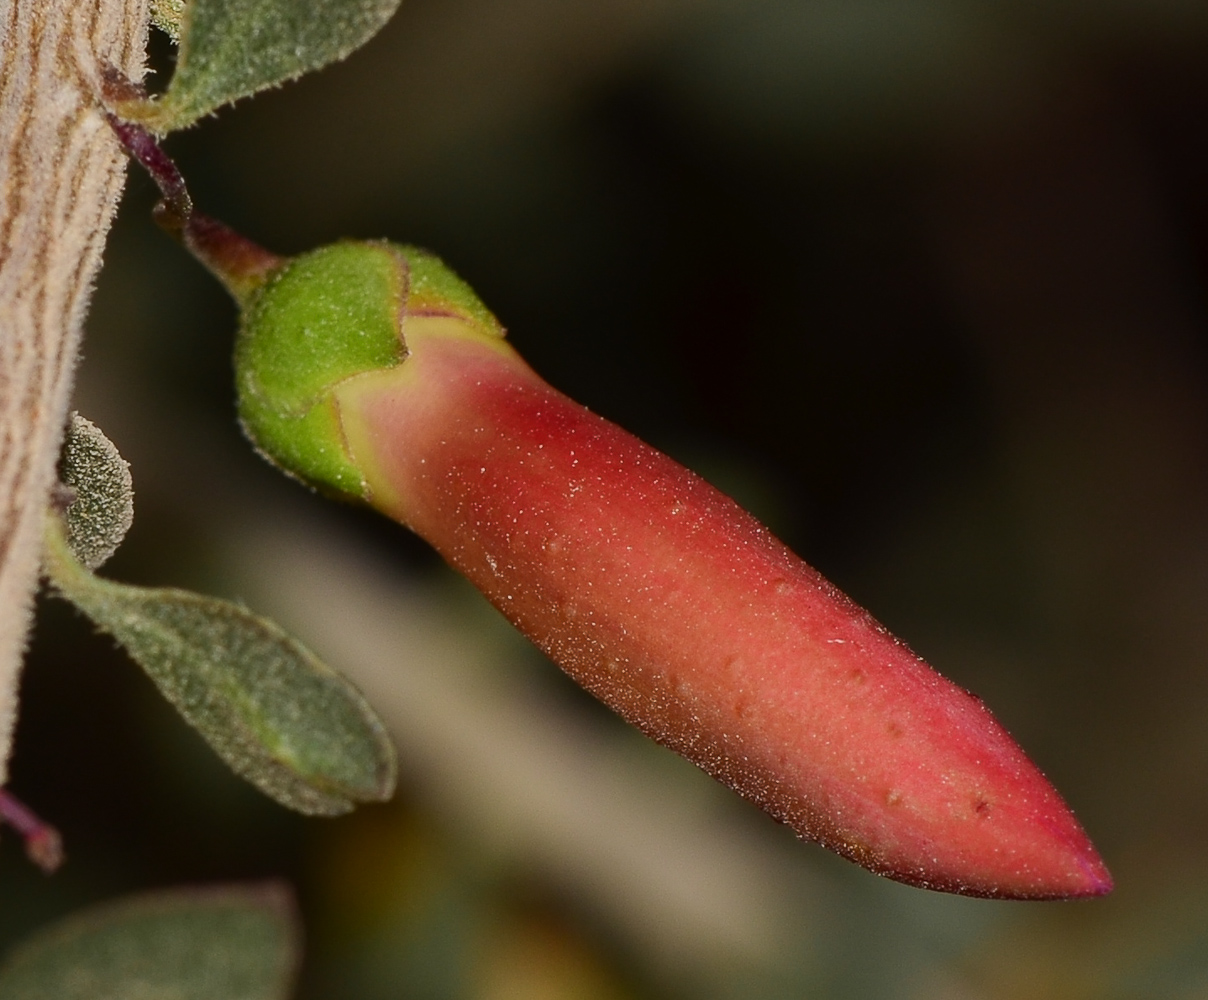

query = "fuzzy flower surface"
[[234, 241, 1112, 900]]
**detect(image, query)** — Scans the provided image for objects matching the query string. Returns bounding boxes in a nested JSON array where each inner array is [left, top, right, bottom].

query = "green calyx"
[[235, 240, 502, 499]]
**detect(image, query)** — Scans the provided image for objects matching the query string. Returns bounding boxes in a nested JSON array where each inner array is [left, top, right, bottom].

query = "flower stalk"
[[101, 67, 283, 303]]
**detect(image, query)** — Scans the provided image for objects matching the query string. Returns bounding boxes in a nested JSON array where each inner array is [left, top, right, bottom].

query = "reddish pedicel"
[[330, 315, 1112, 899]]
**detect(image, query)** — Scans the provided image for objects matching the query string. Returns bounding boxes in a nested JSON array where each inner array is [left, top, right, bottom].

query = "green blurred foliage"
[[0, 883, 299, 999]]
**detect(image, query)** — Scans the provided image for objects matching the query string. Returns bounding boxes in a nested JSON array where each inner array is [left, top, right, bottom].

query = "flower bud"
[[235, 241, 1111, 899]]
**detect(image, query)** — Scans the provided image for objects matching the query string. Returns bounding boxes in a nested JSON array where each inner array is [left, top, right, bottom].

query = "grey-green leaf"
[[150, 0, 186, 42], [58, 413, 134, 570], [43, 518, 396, 815], [147, 0, 402, 131], [0, 882, 299, 1000]]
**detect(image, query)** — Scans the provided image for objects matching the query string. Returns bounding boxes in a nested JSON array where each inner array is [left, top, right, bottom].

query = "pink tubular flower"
[[235, 241, 1112, 899]]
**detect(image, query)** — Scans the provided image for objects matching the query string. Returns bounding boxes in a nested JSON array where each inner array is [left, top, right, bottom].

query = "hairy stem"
[[0, 0, 147, 782], [103, 100, 284, 303]]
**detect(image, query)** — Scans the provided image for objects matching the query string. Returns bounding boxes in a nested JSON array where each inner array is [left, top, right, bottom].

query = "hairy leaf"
[[43, 517, 396, 815], [0, 883, 299, 1000], [57, 413, 134, 570], [143, 0, 402, 131], [149, 0, 186, 42]]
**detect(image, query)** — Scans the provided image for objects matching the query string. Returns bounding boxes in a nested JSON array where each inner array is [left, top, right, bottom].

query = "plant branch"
[[101, 93, 284, 303], [0, 0, 148, 783]]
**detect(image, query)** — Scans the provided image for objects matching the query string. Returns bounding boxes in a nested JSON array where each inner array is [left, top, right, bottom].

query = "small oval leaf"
[[0, 883, 299, 1000], [44, 517, 396, 815], [145, 0, 402, 131], [150, 0, 186, 42], [57, 413, 134, 570]]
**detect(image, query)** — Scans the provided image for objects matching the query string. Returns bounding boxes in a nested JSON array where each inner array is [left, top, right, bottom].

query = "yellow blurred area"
[[474, 914, 633, 1000]]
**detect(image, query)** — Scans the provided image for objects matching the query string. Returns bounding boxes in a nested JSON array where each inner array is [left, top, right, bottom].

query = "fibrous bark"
[[0, 0, 146, 781]]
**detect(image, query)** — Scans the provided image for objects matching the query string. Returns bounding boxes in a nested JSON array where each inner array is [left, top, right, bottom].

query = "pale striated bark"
[[0, 0, 146, 782]]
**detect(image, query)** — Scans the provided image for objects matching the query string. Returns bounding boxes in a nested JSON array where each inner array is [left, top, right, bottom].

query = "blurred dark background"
[[8, 0, 1208, 996]]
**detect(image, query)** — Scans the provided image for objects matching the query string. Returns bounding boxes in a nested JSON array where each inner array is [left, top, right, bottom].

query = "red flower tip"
[[331, 318, 1111, 900]]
